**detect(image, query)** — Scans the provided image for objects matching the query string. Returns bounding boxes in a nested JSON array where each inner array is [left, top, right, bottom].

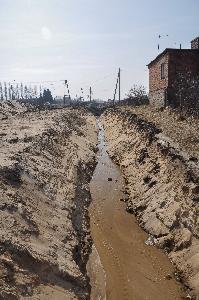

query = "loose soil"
[[0, 101, 97, 300], [123, 105, 199, 160]]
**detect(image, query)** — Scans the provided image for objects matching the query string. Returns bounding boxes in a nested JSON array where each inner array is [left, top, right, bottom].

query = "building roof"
[[147, 48, 199, 68], [191, 37, 199, 42]]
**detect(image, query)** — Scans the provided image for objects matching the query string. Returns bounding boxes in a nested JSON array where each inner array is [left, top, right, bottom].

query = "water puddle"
[[87, 119, 184, 300]]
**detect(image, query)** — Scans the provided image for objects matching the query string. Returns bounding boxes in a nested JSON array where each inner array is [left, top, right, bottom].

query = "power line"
[[78, 72, 116, 89], [1, 69, 120, 100]]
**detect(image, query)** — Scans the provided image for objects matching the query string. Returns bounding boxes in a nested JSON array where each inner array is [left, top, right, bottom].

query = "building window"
[[161, 63, 165, 79]]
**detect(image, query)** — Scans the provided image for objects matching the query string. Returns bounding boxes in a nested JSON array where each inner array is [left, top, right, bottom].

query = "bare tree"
[[8, 82, 12, 100], [125, 84, 149, 106], [20, 83, 24, 99], [39, 85, 43, 97], [27, 85, 35, 99], [10, 85, 15, 100], [4, 82, 8, 100], [0, 82, 4, 100], [24, 85, 28, 99], [15, 83, 19, 100], [33, 85, 38, 98]]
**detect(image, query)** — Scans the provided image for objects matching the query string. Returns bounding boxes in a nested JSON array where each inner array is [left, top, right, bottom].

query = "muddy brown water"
[[87, 119, 185, 300]]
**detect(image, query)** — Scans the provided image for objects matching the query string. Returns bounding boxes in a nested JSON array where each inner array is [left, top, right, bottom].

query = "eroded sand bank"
[[0, 102, 97, 299]]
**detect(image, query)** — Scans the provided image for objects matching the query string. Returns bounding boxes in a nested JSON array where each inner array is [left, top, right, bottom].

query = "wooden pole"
[[90, 87, 92, 102], [118, 68, 121, 103]]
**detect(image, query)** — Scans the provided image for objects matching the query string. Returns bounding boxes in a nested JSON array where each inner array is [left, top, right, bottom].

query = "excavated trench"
[[87, 118, 185, 300]]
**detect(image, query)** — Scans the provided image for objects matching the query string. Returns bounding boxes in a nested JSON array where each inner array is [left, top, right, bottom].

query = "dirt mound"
[[0, 102, 97, 299], [123, 105, 199, 160]]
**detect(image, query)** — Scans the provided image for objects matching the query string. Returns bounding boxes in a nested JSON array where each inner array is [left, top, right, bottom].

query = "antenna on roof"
[[158, 34, 169, 52], [158, 34, 161, 52]]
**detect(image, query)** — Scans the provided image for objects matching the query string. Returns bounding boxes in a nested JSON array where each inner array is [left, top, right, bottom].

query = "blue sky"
[[0, 0, 199, 99]]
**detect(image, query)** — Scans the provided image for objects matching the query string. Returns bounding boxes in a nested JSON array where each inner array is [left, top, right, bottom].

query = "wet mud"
[[88, 119, 185, 300]]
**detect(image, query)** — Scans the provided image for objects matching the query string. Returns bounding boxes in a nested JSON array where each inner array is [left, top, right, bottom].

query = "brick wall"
[[149, 89, 165, 107], [169, 51, 199, 108], [191, 37, 199, 49], [171, 72, 199, 113], [148, 49, 199, 109], [148, 52, 169, 107], [149, 53, 169, 92]]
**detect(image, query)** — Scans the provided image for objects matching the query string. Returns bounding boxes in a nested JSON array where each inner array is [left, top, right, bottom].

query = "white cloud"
[[41, 27, 52, 41]]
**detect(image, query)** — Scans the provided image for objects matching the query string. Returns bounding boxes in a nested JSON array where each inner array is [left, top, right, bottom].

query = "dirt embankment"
[[123, 105, 199, 160], [0, 101, 97, 300], [102, 107, 199, 299]]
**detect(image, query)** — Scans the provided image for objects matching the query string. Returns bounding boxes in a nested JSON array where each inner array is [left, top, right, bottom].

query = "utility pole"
[[64, 80, 71, 106], [80, 88, 84, 101], [113, 68, 120, 106], [118, 68, 121, 103], [89, 87, 92, 102], [113, 79, 118, 106]]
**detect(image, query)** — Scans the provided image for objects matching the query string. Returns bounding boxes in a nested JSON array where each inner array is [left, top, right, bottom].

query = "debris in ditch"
[[165, 274, 173, 280], [145, 234, 158, 246], [120, 194, 129, 202]]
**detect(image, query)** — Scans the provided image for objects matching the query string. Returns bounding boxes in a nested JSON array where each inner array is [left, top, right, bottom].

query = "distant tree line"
[[0, 82, 53, 104]]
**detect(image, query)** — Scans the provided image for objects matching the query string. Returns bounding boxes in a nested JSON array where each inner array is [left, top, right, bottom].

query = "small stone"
[[191, 185, 199, 194], [145, 234, 157, 246], [165, 274, 172, 280]]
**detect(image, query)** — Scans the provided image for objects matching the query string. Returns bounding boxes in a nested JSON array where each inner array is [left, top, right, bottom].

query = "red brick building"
[[148, 37, 199, 109]]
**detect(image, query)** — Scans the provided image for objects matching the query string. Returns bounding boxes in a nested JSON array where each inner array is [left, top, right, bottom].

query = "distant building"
[[147, 37, 199, 110]]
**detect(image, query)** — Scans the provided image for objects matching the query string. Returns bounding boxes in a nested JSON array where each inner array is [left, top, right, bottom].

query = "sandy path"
[[89, 121, 185, 300]]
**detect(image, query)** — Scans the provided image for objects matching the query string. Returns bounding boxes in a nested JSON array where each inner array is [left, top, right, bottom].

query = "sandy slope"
[[0, 102, 97, 300], [102, 106, 199, 299], [124, 105, 199, 160]]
